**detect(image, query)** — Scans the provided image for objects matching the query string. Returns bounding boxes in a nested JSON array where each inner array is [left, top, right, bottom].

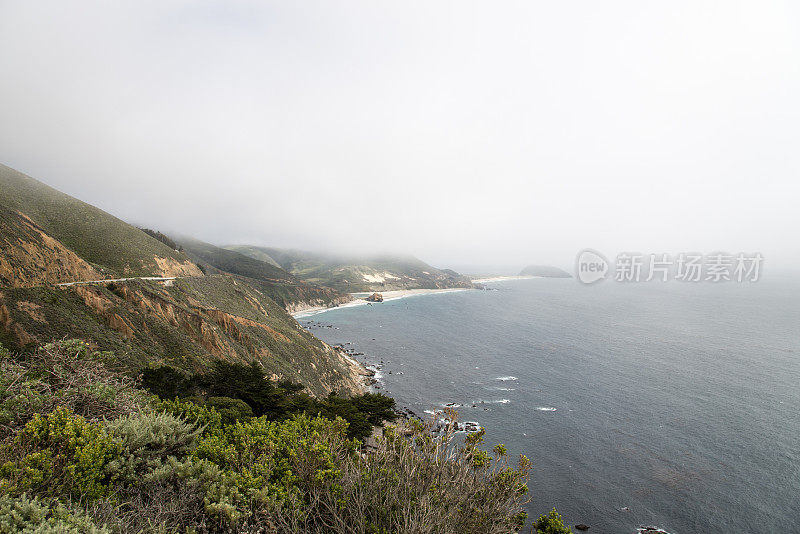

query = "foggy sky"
[[1, 1, 798, 272]]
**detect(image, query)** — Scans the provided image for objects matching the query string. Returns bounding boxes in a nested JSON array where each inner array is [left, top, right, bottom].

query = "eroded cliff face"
[[0, 208, 203, 286], [323, 344, 372, 395], [0, 210, 102, 287], [0, 163, 365, 397], [0, 277, 366, 397], [152, 256, 204, 277]]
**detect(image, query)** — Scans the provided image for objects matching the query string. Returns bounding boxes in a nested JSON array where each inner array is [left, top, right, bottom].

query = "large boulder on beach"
[[365, 292, 384, 302]]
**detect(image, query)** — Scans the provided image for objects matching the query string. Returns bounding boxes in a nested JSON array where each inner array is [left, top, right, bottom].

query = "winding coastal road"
[[55, 276, 177, 287]]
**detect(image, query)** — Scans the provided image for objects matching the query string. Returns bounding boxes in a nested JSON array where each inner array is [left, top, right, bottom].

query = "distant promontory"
[[519, 265, 572, 278]]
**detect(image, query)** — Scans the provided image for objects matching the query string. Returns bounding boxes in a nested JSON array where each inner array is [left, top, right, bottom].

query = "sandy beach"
[[292, 287, 471, 318]]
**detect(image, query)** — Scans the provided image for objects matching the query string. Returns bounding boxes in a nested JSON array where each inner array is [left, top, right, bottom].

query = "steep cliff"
[[0, 276, 364, 396], [0, 164, 202, 279], [0, 164, 365, 397]]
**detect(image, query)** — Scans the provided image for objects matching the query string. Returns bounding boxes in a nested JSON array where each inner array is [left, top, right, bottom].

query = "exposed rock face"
[[1, 163, 204, 279], [365, 292, 384, 302], [0, 276, 366, 397], [152, 256, 204, 277], [326, 345, 371, 395], [0, 210, 102, 287], [0, 163, 366, 399], [0, 208, 202, 287]]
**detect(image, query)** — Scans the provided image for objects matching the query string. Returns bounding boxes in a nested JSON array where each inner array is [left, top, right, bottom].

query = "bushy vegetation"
[[141, 360, 396, 440], [533, 508, 574, 534], [0, 340, 146, 438], [0, 493, 109, 533], [0, 340, 541, 532]]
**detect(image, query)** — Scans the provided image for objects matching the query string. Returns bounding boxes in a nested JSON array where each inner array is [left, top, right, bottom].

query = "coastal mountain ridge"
[[175, 235, 351, 313], [226, 245, 475, 293], [0, 164, 363, 395], [0, 162, 477, 395]]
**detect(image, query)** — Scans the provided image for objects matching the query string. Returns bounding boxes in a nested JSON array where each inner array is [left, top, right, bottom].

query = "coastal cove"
[[292, 287, 475, 318], [298, 277, 800, 534]]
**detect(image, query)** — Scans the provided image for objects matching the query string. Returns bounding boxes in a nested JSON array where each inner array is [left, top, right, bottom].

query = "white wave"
[[535, 407, 557, 412]]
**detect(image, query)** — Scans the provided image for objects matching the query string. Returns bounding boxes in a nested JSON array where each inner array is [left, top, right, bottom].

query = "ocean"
[[299, 277, 800, 534]]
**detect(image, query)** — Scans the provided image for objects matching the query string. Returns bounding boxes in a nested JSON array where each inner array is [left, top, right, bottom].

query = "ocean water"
[[301, 278, 800, 534]]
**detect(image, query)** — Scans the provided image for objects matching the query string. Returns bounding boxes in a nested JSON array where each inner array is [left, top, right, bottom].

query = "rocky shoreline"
[[303, 318, 487, 435]]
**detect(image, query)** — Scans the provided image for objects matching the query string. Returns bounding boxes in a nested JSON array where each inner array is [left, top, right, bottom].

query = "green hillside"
[[0, 275, 363, 397], [227, 245, 475, 293], [0, 164, 200, 278], [176, 236, 298, 283], [176, 236, 350, 312], [0, 164, 364, 396], [226, 244, 281, 267]]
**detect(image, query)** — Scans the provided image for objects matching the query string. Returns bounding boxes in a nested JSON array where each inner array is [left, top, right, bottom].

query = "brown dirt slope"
[[0, 163, 202, 279], [0, 207, 102, 287], [0, 275, 364, 397]]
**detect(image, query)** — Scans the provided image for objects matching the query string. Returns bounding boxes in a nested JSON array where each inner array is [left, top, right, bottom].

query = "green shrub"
[[270, 411, 532, 534], [0, 359, 44, 433], [0, 494, 109, 534], [0, 408, 123, 503], [193, 413, 355, 512], [134, 456, 244, 530], [0, 342, 547, 532], [106, 411, 201, 482], [154, 398, 223, 437], [534, 508, 573, 533], [204, 397, 253, 426]]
